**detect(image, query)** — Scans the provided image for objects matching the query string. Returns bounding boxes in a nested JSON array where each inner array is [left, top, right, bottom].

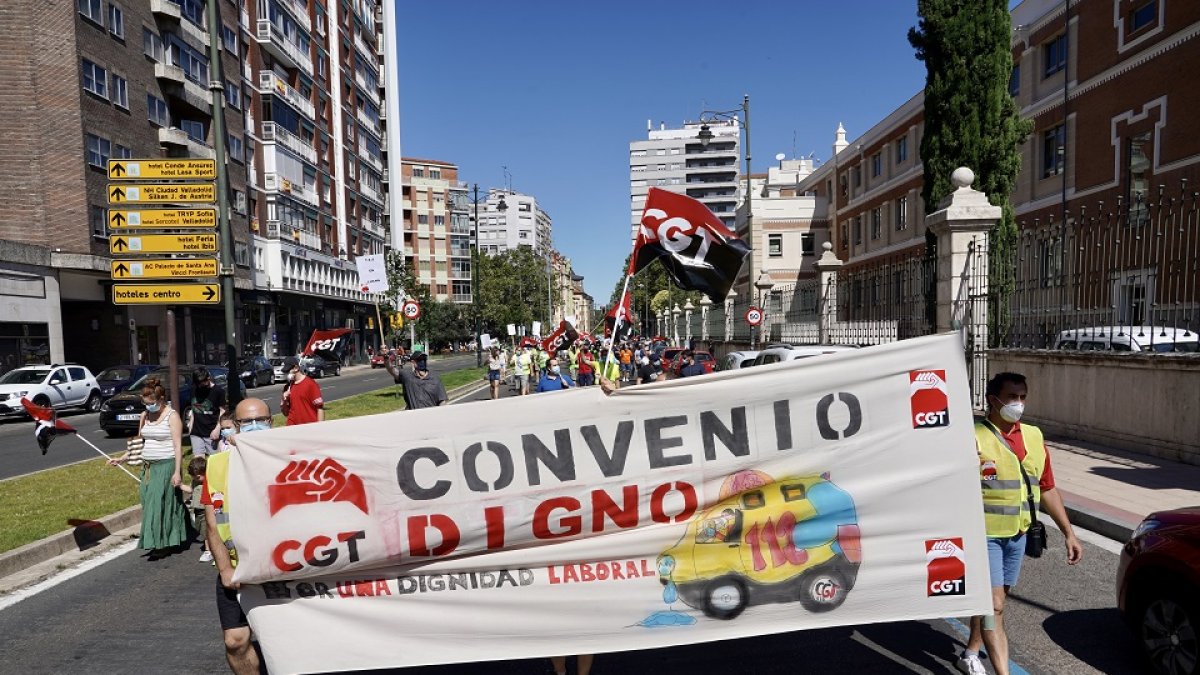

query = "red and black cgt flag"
[[630, 187, 751, 302], [302, 328, 354, 361], [604, 291, 634, 341], [541, 320, 579, 355], [21, 398, 77, 455]]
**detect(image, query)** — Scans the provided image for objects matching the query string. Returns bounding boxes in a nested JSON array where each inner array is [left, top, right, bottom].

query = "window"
[[518, 230, 529, 239], [852, 166, 861, 188], [180, 119, 204, 143], [871, 153, 882, 178], [895, 136, 908, 164], [768, 234, 782, 257], [1042, 125, 1065, 178], [412, 167, 424, 177], [801, 232, 815, 257], [107, 4, 124, 38], [853, 217, 862, 245], [433, 215, 445, 226], [89, 205, 108, 237], [417, 214, 428, 225], [227, 134, 244, 162], [143, 29, 164, 62], [430, 168, 441, 179], [895, 196, 908, 230], [1009, 64, 1020, 97], [81, 59, 107, 98], [111, 74, 128, 108], [77, 0, 103, 25], [224, 79, 240, 109], [114, 144, 132, 159], [1129, 1, 1158, 33], [85, 133, 110, 168], [221, 25, 238, 53], [146, 94, 168, 126], [871, 208, 882, 239], [233, 190, 246, 215], [630, 149, 646, 157], [1128, 132, 1151, 227], [1043, 34, 1067, 77]]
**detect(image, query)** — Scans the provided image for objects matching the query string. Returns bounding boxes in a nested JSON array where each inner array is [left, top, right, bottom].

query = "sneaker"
[[956, 652, 986, 675], [199, 550, 213, 563]]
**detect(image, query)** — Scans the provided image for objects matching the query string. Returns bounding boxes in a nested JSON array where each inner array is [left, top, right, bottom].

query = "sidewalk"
[[1044, 434, 1200, 541]]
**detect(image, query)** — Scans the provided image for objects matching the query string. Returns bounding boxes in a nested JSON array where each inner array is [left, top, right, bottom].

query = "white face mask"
[[287, 372, 296, 382], [997, 400, 1024, 423]]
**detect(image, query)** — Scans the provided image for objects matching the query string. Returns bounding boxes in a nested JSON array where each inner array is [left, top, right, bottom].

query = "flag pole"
[[80, 436, 142, 483]]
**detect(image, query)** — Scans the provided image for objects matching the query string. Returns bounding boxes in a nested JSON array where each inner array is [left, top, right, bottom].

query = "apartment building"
[[399, 159, 473, 302], [629, 118, 740, 242], [473, 189, 553, 259], [0, 0, 251, 371]]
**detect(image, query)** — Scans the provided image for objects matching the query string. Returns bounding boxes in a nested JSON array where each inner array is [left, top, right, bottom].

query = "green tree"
[[475, 247, 551, 344], [608, 253, 699, 335], [908, 0, 1032, 345]]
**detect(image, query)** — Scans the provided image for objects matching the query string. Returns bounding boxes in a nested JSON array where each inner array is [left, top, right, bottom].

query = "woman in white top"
[[108, 377, 189, 559]]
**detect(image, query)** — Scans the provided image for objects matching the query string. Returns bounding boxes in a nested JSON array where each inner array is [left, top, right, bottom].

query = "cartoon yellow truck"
[[657, 471, 862, 620]]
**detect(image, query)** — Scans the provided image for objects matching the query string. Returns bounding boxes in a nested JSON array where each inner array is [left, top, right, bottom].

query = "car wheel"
[[798, 568, 850, 613], [702, 576, 748, 620], [85, 391, 102, 413], [1138, 589, 1199, 675]]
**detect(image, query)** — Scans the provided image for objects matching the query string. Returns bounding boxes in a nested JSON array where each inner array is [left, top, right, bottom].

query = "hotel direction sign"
[[107, 159, 216, 180], [108, 183, 216, 205], [109, 233, 217, 255], [108, 208, 217, 229], [112, 283, 220, 305], [111, 258, 218, 280]]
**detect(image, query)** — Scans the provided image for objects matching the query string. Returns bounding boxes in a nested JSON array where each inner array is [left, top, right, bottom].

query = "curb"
[[0, 504, 142, 580], [1057, 489, 1141, 543]]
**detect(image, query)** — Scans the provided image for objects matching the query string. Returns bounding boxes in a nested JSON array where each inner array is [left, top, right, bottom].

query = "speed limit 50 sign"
[[401, 300, 421, 320], [745, 306, 764, 327]]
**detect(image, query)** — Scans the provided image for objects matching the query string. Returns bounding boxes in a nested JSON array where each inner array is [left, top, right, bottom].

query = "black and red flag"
[[541, 320, 579, 355], [630, 187, 750, 302], [302, 328, 354, 361], [604, 291, 634, 342], [21, 397, 77, 455]]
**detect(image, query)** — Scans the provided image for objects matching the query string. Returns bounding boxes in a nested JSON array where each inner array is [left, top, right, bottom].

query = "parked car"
[[740, 356, 761, 368], [666, 350, 716, 378], [1054, 326, 1198, 353], [1117, 507, 1200, 675], [721, 350, 759, 371], [0, 364, 103, 415], [238, 355, 274, 389], [98, 366, 242, 436], [270, 357, 288, 383], [94, 364, 155, 401], [370, 352, 387, 368], [755, 344, 860, 366], [302, 355, 341, 378]]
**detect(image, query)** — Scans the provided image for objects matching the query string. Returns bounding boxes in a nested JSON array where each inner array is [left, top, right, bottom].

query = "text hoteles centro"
[[112, 283, 220, 305]]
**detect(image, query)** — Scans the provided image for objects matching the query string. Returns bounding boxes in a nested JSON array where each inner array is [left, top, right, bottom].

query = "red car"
[[667, 350, 716, 378], [1117, 507, 1200, 675], [370, 351, 389, 368]]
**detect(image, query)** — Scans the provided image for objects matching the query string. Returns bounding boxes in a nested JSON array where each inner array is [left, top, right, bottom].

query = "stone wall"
[[989, 349, 1200, 465]]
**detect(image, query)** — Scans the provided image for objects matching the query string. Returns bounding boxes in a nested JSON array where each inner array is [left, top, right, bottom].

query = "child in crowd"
[[179, 455, 211, 563], [214, 412, 236, 453]]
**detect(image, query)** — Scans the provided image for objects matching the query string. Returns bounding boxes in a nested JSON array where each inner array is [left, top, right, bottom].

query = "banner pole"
[[604, 272, 635, 377], [81, 436, 142, 483], [374, 301, 386, 349]]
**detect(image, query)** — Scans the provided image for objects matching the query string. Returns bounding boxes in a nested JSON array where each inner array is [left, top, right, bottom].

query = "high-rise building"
[[0, 0, 390, 371], [399, 158, 473, 303], [629, 118, 740, 241], [473, 189, 552, 259]]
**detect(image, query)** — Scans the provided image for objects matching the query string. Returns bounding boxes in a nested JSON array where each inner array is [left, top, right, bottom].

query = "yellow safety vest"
[[975, 421, 1047, 538], [205, 450, 238, 567]]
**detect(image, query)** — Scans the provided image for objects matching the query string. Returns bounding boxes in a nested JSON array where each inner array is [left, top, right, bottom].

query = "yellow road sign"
[[108, 208, 217, 229], [109, 233, 217, 255], [108, 183, 215, 204], [113, 283, 220, 305], [111, 258, 218, 280], [108, 159, 215, 180]]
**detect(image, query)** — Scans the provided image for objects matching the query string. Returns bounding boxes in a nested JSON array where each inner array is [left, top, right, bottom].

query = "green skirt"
[[138, 459, 190, 551]]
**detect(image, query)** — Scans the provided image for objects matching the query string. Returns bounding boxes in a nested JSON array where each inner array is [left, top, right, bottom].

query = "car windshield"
[[97, 367, 133, 381], [128, 370, 172, 392], [0, 369, 49, 385], [269, 358, 284, 366]]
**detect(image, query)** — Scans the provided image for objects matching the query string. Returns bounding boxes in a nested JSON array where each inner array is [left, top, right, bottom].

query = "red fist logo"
[[267, 458, 369, 516]]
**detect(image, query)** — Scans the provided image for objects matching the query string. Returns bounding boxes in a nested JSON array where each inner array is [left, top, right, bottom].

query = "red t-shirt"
[[284, 376, 324, 425], [1001, 422, 1055, 491]]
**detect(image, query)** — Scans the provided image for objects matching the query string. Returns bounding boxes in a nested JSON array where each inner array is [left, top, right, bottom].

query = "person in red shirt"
[[279, 356, 324, 425]]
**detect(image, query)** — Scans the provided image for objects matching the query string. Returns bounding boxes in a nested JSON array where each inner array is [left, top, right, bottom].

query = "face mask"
[[145, 402, 161, 413], [239, 421, 270, 434], [998, 401, 1025, 423], [551, 365, 560, 374], [286, 372, 296, 382], [219, 428, 235, 439]]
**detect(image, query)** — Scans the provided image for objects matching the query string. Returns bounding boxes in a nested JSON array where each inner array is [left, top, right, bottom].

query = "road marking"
[[943, 617, 1032, 675], [0, 540, 137, 612], [850, 630, 937, 673]]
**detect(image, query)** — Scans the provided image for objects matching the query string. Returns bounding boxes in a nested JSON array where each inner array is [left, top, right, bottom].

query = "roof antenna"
[[792, 130, 797, 160]]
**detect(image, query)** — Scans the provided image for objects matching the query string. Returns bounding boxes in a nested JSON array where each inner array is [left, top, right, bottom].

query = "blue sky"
[[397, 1, 927, 304]]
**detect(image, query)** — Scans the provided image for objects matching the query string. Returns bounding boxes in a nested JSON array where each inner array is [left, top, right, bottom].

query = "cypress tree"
[[909, 0, 1032, 344]]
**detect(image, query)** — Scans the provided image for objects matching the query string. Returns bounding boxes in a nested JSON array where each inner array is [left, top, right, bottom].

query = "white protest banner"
[[480, 334, 493, 349], [532, 320, 542, 337], [506, 324, 516, 336], [228, 333, 990, 673], [353, 253, 388, 293]]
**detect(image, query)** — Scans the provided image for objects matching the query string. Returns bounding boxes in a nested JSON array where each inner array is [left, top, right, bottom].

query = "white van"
[[721, 350, 759, 371], [755, 344, 860, 365], [1053, 326, 1198, 353]]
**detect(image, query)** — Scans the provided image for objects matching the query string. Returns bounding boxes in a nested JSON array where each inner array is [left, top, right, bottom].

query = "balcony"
[[178, 16, 209, 52], [263, 172, 319, 207], [279, 0, 311, 33], [150, 0, 180, 21], [158, 127, 188, 148], [353, 31, 374, 61], [259, 71, 315, 120], [256, 19, 312, 73], [154, 62, 185, 85], [354, 71, 380, 105], [360, 182, 381, 203], [261, 121, 317, 165], [359, 149, 383, 173], [155, 64, 208, 110], [356, 109, 381, 137]]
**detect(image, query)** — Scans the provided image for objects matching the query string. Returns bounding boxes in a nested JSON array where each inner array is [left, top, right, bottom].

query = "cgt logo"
[[925, 538, 966, 597], [909, 370, 950, 429], [268, 458, 369, 516]]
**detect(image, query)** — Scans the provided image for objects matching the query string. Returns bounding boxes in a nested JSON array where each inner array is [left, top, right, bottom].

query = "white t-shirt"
[[141, 407, 176, 461]]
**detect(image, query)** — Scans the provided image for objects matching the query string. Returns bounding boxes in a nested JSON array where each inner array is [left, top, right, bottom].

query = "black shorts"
[[215, 573, 249, 630]]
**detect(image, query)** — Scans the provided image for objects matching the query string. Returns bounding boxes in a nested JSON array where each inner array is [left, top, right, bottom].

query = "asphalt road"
[[0, 355, 476, 481], [0, 374, 1148, 674]]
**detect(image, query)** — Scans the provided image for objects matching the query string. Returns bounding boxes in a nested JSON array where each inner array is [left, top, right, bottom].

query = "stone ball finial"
[[822, 241, 833, 252], [951, 167, 975, 189]]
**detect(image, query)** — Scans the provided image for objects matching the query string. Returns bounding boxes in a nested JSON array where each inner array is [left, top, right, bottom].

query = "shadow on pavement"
[[66, 518, 111, 551], [1042, 608, 1144, 674], [1088, 464, 1200, 492]]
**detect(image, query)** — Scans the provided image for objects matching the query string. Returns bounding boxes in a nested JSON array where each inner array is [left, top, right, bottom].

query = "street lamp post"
[[471, 184, 506, 367], [754, 271, 774, 348], [697, 94, 752, 301]]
